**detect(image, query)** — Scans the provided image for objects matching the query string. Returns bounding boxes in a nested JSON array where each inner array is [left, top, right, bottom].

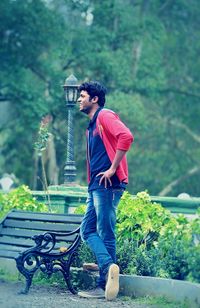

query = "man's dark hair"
[[78, 81, 107, 107]]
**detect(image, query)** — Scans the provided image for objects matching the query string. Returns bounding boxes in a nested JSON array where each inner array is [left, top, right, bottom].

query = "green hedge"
[[76, 191, 200, 283]]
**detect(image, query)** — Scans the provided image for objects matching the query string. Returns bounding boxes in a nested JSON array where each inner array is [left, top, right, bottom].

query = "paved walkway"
[[0, 280, 151, 308]]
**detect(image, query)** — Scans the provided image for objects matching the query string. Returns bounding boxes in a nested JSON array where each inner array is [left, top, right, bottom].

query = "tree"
[[0, 0, 68, 185], [1, 0, 200, 197]]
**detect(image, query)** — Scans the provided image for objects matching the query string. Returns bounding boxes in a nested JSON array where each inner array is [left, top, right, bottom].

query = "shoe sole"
[[105, 264, 119, 301], [78, 291, 104, 299]]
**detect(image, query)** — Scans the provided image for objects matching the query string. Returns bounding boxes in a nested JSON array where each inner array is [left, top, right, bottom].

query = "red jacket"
[[87, 108, 133, 184]]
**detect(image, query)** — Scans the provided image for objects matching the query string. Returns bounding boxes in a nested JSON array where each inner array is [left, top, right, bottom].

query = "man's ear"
[[92, 96, 99, 104]]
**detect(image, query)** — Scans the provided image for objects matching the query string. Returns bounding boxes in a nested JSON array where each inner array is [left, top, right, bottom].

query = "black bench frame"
[[0, 210, 83, 294]]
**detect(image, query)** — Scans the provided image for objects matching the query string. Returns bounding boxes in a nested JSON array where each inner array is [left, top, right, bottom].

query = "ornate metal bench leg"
[[63, 270, 77, 295], [16, 253, 38, 295], [63, 267, 80, 295], [18, 274, 33, 294], [63, 252, 80, 295]]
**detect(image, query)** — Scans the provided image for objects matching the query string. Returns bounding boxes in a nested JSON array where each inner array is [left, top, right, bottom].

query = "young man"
[[77, 81, 133, 301]]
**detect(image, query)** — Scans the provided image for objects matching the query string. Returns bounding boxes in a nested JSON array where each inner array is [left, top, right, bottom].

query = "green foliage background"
[[0, 0, 200, 196], [75, 191, 200, 283]]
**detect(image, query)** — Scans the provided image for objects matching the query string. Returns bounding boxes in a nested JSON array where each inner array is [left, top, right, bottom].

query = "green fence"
[[32, 185, 200, 215]]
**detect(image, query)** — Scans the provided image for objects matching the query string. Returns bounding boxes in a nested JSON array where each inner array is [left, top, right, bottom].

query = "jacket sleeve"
[[99, 110, 134, 151]]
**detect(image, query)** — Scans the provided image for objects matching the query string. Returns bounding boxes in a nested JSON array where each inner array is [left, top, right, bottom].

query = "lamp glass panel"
[[67, 88, 74, 102]]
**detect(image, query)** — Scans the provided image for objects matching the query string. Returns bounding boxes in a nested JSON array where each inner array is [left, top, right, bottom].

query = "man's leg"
[[94, 188, 124, 261], [93, 188, 124, 289], [79, 188, 123, 300], [80, 191, 113, 288], [79, 192, 112, 298]]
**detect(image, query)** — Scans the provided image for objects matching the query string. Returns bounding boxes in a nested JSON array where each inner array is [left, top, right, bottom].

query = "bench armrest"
[[31, 227, 80, 255]]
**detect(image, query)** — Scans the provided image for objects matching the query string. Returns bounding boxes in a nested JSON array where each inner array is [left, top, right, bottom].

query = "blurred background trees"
[[0, 0, 199, 196]]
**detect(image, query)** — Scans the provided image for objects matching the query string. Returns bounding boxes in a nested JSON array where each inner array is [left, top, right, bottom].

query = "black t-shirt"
[[87, 108, 126, 191]]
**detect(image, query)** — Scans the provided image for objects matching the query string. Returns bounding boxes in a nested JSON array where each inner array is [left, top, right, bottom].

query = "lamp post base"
[[63, 161, 76, 184]]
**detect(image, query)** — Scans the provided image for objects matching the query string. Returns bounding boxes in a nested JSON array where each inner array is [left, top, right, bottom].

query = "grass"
[[0, 268, 21, 282], [120, 295, 191, 308], [0, 268, 65, 286]]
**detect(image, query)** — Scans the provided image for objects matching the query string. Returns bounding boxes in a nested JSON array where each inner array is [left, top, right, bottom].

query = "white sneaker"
[[78, 287, 105, 299], [105, 264, 119, 301]]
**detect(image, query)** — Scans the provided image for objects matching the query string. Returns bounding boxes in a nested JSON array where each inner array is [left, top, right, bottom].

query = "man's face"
[[77, 90, 93, 114]]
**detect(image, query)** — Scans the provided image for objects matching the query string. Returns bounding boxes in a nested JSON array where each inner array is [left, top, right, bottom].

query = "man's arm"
[[97, 149, 127, 188], [96, 110, 133, 188]]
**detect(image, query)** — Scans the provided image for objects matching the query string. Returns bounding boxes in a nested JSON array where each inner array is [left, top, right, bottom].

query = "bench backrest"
[[0, 210, 83, 259]]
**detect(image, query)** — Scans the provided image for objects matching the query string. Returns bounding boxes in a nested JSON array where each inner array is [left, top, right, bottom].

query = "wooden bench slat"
[[0, 241, 72, 252], [4, 220, 78, 232], [0, 233, 78, 246], [0, 243, 75, 259], [0, 249, 19, 259], [1, 228, 47, 238], [0, 244, 24, 253], [0, 237, 34, 247], [0, 228, 79, 242], [6, 211, 83, 224]]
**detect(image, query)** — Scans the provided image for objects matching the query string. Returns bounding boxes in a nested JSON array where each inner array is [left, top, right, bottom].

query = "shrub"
[[152, 216, 192, 280], [0, 185, 48, 218], [187, 210, 200, 282], [74, 204, 86, 215], [117, 191, 172, 248], [116, 239, 137, 274], [74, 190, 200, 283]]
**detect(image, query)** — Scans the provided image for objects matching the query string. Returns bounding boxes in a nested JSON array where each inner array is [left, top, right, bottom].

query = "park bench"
[[0, 209, 83, 294]]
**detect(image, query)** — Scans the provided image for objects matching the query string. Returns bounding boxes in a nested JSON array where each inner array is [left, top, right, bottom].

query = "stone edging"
[[119, 275, 200, 307]]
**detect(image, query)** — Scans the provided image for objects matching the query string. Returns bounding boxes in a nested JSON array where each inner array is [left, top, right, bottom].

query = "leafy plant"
[[74, 191, 200, 283], [117, 191, 172, 247], [74, 204, 86, 215], [0, 185, 48, 218], [117, 192, 200, 282], [187, 210, 200, 282]]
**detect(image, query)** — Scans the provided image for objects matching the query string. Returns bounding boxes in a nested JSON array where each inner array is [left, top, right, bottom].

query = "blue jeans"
[[80, 187, 124, 289]]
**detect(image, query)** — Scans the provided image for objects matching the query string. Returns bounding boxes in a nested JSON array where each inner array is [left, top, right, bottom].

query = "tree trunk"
[[46, 134, 59, 185]]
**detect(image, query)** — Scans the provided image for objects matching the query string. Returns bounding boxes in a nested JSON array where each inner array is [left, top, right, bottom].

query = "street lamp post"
[[62, 74, 79, 184]]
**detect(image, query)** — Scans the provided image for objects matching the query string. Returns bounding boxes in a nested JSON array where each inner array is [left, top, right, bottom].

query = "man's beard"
[[80, 105, 92, 114]]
